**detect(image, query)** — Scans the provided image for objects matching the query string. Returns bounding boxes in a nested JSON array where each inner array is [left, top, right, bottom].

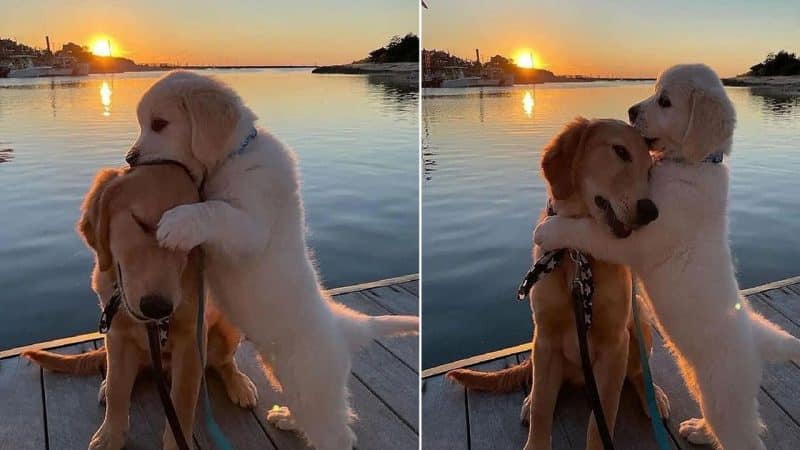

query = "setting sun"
[[91, 39, 112, 57], [514, 50, 536, 69]]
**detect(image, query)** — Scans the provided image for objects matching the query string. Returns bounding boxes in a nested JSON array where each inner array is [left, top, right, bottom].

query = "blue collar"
[[228, 128, 258, 159], [703, 152, 724, 164]]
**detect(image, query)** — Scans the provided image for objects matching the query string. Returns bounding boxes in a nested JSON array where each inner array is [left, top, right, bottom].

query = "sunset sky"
[[423, 0, 800, 77], [2, 0, 417, 66]]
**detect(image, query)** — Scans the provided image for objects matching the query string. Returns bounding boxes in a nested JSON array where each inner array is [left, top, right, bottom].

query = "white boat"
[[45, 56, 85, 77], [440, 66, 501, 88], [6, 56, 51, 78]]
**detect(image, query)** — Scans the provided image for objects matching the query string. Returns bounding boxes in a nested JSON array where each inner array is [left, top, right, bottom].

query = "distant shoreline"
[[722, 75, 800, 94], [312, 62, 418, 75]]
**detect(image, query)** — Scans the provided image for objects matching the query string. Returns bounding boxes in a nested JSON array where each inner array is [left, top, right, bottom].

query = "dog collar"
[[228, 127, 258, 159]]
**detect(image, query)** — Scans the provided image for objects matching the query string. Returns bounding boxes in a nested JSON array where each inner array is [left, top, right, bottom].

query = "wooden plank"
[[757, 287, 800, 327], [0, 355, 45, 450], [0, 331, 103, 359], [398, 280, 419, 296], [420, 375, 468, 450], [466, 356, 531, 450], [361, 285, 418, 316], [740, 276, 800, 296], [749, 294, 800, 423], [235, 341, 314, 450], [349, 375, 418, 450], [335, 291, 418, 371], [351, 343, 418, 432], [422, 343, 532, 378], [193, 370, 275, 450], [325, 274, 419, 297], [43, 341, 105, 450]]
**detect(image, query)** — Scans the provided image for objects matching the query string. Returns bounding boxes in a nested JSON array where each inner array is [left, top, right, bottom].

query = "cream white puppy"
[[534, 64, 800, 450], [126, 70, 418, 450]]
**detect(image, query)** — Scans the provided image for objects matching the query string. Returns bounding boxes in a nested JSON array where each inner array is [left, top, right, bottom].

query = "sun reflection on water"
[[100, 81, 112, 116], [522, 90, 534, 117]]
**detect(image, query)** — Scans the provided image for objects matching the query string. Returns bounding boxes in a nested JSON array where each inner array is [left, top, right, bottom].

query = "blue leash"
[[631, 285, 673, 450], [196, 248, 234, 450]]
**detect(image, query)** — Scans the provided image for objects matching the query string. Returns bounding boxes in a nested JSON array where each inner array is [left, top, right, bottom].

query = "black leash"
[[518, 201, 615, 450], [146, 323, 191, 450]]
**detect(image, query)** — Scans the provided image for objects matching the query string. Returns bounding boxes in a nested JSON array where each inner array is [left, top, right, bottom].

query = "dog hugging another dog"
[[449, 64, 800, 450], [23, 71, 419, 450]]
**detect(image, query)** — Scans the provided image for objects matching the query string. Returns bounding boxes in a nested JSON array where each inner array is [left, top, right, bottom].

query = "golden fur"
[[24, 165, 256, 450], [448, 118, 670, 450]]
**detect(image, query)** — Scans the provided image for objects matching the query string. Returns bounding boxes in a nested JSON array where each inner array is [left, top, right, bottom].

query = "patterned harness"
[[517, 201, 595, 328]]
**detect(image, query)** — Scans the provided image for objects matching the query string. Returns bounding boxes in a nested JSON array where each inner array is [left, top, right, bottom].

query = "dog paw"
[[267, 405, 299, 431], [157, 204, 207, 251], [520, 393, 531, 424], [89, 422, 126, 450], [679, 417, 714, 444], [533, 216, 567, 251], [225, 371, 259, 408]]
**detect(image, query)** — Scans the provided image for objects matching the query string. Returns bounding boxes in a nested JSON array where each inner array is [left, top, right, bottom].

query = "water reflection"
[[100, 81, 112, 116], [522, 90, 535, 117], [748, 87, 800, 117]]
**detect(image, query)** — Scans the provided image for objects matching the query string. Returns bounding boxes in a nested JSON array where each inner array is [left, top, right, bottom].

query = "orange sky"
[[423, 0, 800, 78], [2, 0, 416, 66]]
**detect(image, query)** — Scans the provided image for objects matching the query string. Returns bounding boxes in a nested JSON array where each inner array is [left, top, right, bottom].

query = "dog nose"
[[636, 199, 659, 226], [628, 105, 640, 123], [139, 295, 173, 320], [125, 148, 140, 166]]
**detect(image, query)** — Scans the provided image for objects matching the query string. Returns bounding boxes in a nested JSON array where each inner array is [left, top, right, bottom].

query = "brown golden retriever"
[[23, 164, 256, 450], [448, 118, 670, 450]]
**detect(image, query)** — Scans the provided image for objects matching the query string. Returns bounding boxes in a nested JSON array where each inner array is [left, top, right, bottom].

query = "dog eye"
[[132, 214, 154, 234], [150, 118, 169, 132], [613, 145, 631, 162], [658, 96, 671, 108]]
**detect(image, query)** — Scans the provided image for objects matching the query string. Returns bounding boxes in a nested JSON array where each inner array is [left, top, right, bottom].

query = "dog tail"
[[447, 357, 532, 392], [21, 347, 106, 375], [330, 301, 418, 351], [750, 309, 800, 364]]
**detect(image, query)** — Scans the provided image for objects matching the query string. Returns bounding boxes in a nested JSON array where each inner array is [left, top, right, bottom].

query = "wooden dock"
[[422, 276, 800, 450], [0, 275, 419, 450]]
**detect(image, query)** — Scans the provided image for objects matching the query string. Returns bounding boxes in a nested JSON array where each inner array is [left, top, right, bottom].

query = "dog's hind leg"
[[687, 356, 765, 450], [266, 342, 356, 450]]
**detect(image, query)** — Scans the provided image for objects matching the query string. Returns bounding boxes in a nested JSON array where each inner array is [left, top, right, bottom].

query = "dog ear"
[[78, 168, 122, 271], [182, 87, 241, 171], [682, 88, 736, 163], [541, 117, 590, 199]]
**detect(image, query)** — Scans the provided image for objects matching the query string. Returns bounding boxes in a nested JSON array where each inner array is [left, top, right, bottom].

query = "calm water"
[[422, 82, 800, 368], [0, 69, 418, 350]]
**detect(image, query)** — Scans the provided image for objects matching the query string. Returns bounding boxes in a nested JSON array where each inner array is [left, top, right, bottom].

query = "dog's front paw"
[[225, 371, 259, 408], [157, 204, 207, 251], [89, 422, 126, 450], [679, 417, 714, 444], [533, 216, 568, 251]]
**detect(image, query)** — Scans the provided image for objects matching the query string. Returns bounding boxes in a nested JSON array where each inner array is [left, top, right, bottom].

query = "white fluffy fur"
[[129, 71, 418, 450], [535, 64, 800, 450]]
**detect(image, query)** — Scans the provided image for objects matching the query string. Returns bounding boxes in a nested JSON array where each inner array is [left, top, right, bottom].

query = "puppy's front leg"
[[90, 333, 138, 450], [524, 341, 563, 450], [534, 217, 646, 268], [157, 200, 269, 256], [163, 329, 203, 450]]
